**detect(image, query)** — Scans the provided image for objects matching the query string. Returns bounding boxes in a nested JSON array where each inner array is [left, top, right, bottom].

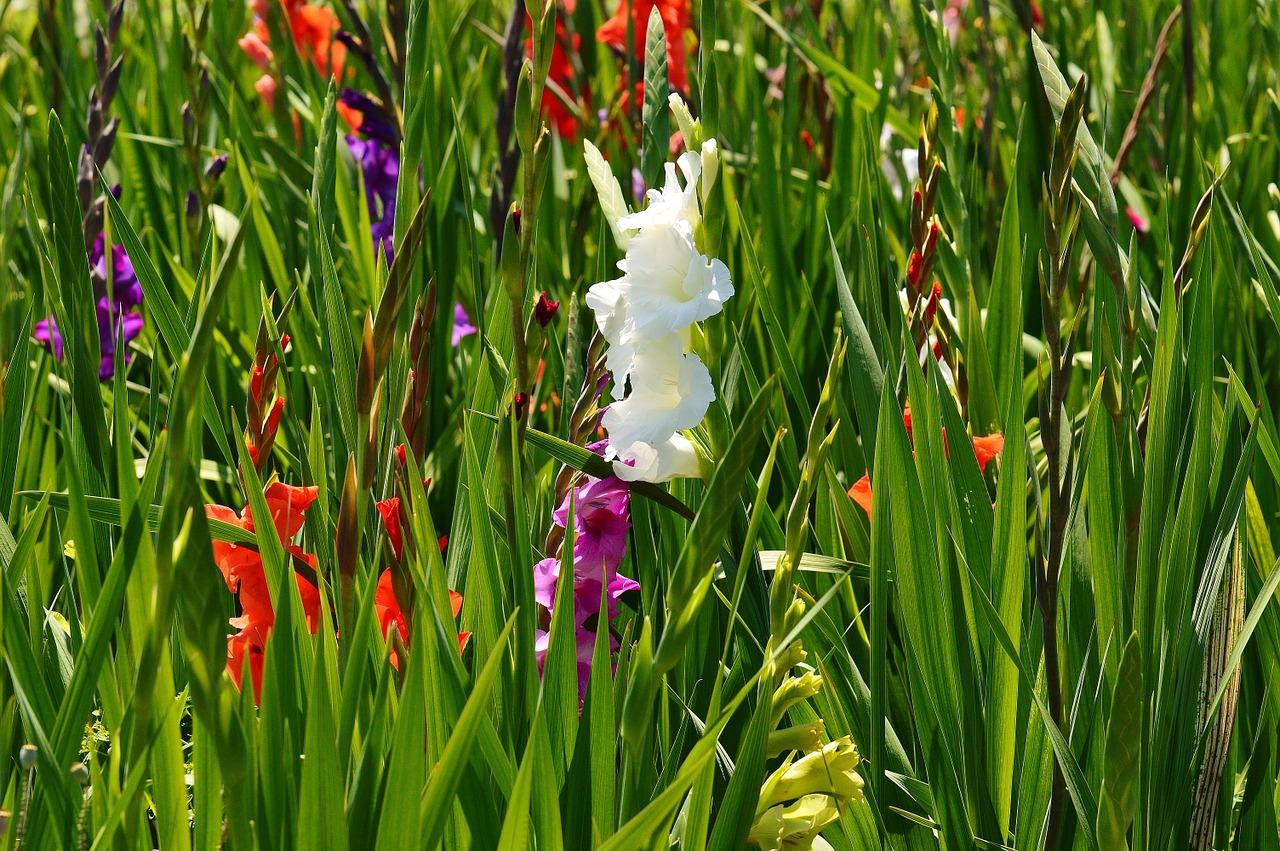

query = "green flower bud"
[[771, 670, 822, 727]]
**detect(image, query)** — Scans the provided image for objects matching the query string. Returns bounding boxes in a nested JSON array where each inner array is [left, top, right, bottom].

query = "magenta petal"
[[451, 303, 477, 346], [532, 557, 560, 610]]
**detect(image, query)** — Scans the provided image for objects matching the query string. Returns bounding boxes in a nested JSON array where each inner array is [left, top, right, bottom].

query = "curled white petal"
[[618, 152, 703, 233], [611, 432, 701, 482], [608, 221, 733, 341], [602, 339, 714, 447]]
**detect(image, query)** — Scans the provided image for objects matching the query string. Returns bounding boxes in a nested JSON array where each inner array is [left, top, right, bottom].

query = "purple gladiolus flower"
[[533, 454, 637, 695], [346, 134, 399, 263], [451, 303, 477, 346], [33, 235, 145, 381]]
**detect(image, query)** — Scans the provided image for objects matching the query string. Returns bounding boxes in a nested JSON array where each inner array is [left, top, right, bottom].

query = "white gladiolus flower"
[[583, 116, 732, 484], [611, 433, 701, 483], [602, 338, 714, 446]]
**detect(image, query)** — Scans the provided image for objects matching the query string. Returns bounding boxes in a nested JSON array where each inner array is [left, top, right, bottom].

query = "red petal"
[[848, 473, 873, 520]]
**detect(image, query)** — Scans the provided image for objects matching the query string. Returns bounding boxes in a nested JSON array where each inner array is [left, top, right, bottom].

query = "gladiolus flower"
[[34, 235, 145, 381], [596, 0, 691, 95], [971, 433, 1006, 472], [601, 337, 714, 446], [376, 497, 404, 562], [452, 303, 477, 346], [205, 482, 321, 697], [375, 572, 468, 670], [758, 736, 866, 809], [241, 0, 360, 130], [586, 150, 731, 367], [848, 410, 1005, 519], [848, 473, 873, 518], [533, 450, 639, 694]]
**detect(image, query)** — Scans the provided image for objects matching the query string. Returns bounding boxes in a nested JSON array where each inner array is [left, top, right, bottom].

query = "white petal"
[[602, 338, 714, 447], [612, 433, 701, 482], [608, 221, 732, 340]]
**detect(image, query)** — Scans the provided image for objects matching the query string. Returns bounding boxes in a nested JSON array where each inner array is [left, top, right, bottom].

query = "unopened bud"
[[19, 745, 37, 770], [356, 311, 376, 414], [534, 291, 559, 327], [204, 154, 229, 182], [103, 57, 124, 108]]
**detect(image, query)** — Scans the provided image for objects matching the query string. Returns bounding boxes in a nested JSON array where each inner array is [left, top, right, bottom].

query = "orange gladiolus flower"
[[375, 571, 469, 670], [848, 473, 873, 518], [848, 410, 1004, 520], [206, 482, 322, 697]]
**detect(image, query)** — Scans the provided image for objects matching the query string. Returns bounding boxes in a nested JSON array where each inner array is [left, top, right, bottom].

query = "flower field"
[[1, 0, 1279, 847]]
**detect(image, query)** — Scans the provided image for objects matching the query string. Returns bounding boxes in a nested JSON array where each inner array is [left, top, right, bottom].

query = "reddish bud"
[[249, 363, 265, 401], [907, 250, 923, 287], [394, 443, 408, 466], [923, 281, 943, 325], [534, 292, 560, 327], [513, 392, 529, 418], [265, 396, 286, 435], [280, 333, 291, 352], [800, 130, 815, 153], [376, 497, 404, 562], [438, 535, 448, 553]]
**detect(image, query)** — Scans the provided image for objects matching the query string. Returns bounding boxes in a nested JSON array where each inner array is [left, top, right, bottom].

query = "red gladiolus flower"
[[848, 473, 873, 518], [971, 433, 1005, 473], [205, 482, 321, 697], [375, 572, 469, 670], [597, 0, 691, 96], [376, 496, 404, 562]]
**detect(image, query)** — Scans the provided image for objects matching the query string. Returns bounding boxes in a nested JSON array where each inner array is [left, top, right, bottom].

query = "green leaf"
[[1097, 633, 1142, 850], [640, 7, 670, 191]]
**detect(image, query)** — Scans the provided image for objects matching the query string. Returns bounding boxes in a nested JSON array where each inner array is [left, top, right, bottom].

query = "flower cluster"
[[748, 737, 865, 850], [533, 442, 638, 693], [206, 483, 322, 697], [34, 234, 145, 381], [584, 97, 730, 482], [848, 408, 1005, 519]]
